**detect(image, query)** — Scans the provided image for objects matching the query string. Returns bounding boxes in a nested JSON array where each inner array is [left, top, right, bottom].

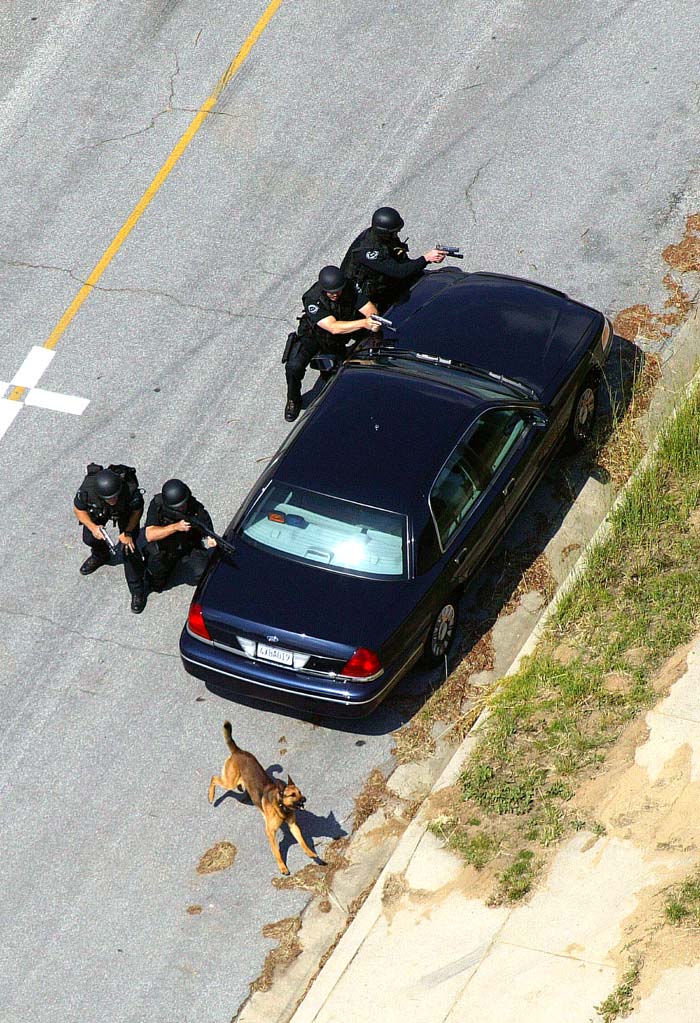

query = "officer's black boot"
[[123, 546, 147, 613], [285, 353, 307, 422], [284, 398, 301, 422], [80, 553, 107, 575]]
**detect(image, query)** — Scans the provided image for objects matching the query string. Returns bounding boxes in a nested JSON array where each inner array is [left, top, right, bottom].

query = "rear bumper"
[[179, 626, 421, 718]]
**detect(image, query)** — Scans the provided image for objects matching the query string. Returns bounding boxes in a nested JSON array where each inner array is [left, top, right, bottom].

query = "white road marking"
[[0, 346, 90, 441], [0, 399, 23, 440], [24, 389, 90, 415], [11, 346, 55, 388]]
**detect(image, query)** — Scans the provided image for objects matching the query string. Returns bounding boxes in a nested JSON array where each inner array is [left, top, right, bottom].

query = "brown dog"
[[208, 721, 320, 875]]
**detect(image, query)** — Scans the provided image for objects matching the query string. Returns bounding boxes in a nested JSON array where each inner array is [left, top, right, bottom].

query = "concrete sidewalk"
[[289, 637, 700, 1023]]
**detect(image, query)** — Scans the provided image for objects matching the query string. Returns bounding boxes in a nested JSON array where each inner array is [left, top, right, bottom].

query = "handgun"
[[370, 314, 396, 332], [435, 245, 464, 259], [99, 526, 119, 556]]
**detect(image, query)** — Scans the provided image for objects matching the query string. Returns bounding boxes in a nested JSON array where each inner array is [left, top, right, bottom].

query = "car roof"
[[386, 269, 601, 397], [274, 364, 486, 511]]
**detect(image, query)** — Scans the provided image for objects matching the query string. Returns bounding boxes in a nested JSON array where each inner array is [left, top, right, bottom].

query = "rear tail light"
[[339, 647, 382, 679], [188, 602, 211, 641]]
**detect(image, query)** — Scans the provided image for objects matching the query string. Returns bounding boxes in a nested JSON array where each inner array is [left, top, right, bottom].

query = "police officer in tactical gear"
[[340, 206, 446, 308], [144, 478, 216, 592], [283, 265, 381, 423], [73, 463, 147, 613]]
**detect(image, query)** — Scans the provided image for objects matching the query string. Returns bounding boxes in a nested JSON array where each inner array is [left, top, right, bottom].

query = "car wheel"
[[566, 373, 599, 450], [422, 598, 458, 667]]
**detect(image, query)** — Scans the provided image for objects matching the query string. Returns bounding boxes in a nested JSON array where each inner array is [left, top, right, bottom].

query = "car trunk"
[[198, 540, 421, 668]]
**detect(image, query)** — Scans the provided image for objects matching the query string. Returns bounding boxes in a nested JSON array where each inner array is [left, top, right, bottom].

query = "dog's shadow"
[[213, 763, 347, 865], [278, 808, 346, 864]]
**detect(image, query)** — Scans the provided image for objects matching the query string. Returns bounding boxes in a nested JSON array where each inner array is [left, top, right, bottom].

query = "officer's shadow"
[[301, 373, 332, 410]]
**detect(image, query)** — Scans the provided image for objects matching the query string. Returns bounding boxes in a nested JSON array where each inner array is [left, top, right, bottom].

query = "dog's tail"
[[223, 720, 240, 753]]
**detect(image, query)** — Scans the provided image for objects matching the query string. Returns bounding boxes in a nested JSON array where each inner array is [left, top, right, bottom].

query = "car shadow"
[[204, 679, 415, 736]]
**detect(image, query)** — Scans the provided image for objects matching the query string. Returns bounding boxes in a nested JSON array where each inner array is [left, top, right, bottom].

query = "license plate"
[[257, 643, 294, 667]]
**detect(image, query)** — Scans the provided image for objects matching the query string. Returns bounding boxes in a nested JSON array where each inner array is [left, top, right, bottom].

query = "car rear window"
[[241, 482, 406, 578]]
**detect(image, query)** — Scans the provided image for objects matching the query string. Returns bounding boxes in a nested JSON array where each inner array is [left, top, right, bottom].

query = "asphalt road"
[[1, 2, 700, 1021]]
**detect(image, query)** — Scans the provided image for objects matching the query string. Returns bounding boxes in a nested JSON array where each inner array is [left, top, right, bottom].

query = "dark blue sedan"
[[180, 269, 612, 716]]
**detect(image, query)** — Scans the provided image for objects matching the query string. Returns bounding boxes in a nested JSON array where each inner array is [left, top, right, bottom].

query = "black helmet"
[[318, 265, 346, 292], [371, 206, 404, 235], [162, 478, 191, 510], [95, 468, 122, 500]]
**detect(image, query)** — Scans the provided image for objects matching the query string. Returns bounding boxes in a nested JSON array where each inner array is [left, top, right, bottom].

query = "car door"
[[429, 433, 506, 590], [466, 407, 548, 529]]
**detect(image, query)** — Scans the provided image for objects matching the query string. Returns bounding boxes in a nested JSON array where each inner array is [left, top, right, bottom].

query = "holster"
[[281, 331, 298, 364]]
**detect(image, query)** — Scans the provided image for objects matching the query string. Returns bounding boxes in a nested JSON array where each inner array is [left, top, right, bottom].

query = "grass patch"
[[427, 382, 700, 903], [492, 849, 539, 904], [665, 869, 700, 926], [595, 958, 642, 1022], [428, 816, 500, 869]]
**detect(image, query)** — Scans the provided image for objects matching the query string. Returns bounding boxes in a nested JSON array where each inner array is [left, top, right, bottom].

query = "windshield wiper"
[[356, 345, 539, 402]]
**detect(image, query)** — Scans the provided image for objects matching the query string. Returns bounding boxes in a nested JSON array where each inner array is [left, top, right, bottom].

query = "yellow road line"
[[42, 0, 285, 353], [8, 385, 26, 401]]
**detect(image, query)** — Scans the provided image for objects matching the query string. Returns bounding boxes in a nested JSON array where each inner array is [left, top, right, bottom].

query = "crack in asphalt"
[[0, 256, 291, 322], [464, 158, 493, 223], [168, 50, 180, 110], [79, 52, 181, 149], [0, 605, 179, 660]]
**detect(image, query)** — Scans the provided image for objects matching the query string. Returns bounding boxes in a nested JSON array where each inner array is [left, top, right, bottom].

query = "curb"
[[287, 313, 700, 1023]]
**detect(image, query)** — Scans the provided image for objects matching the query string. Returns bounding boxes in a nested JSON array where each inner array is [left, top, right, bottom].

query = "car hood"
[[389, 271, 602, 400], [199, 540, 420, 655]]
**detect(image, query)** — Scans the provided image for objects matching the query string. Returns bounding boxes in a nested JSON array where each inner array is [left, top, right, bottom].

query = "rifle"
[[370, 314, 397, 332], [182, 514, 237, 559], [435, 245, 464, 259]]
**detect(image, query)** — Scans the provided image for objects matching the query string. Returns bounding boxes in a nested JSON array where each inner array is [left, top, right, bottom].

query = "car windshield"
[[355, 348, 533, 401], [241, 482, 406, 578]]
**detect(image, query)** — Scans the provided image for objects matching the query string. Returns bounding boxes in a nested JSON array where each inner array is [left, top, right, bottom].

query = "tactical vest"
[[77, 463, 139, 526], [297, 282, 358, 343], [151, 493, 203, 553], [340, 228, 409, 292]]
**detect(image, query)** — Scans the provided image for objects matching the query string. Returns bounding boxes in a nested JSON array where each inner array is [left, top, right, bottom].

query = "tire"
[[566, 373, 599, 450], [421, 597, 458, 667]]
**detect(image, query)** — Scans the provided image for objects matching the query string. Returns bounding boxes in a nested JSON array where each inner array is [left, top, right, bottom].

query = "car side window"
[[429, 409, 529, 552], [467, 409, 527, 479], [430, 443, 484, 548]]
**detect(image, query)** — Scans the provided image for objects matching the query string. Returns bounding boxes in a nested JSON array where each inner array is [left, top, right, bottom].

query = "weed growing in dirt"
[[428, 816, 499, 869], [595, 958, 642, 1022], [665, 869, 700, 927], [492, 849, 539, 904]]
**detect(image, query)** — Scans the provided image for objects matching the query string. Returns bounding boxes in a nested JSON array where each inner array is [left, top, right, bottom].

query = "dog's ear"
[[286, 774, 294, 787]]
